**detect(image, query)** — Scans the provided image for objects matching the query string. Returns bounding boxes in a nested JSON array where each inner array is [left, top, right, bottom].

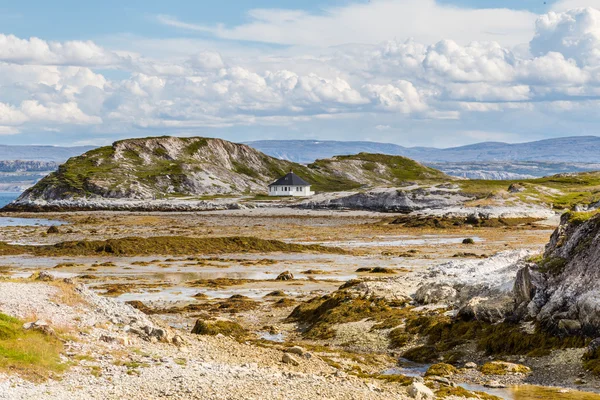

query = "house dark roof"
[[269, 172, 310, 187]]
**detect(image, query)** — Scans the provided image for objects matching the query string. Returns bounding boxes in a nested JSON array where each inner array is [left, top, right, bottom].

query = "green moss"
[[480, 361, 530, 375], [191, 319, 248, 339], [405, 316, 587, 358], [388, 328, 412, 348], [0, 236, 345, 257], [425, 363, 458, 377], [537, 257, 568, 276], [436, 386, 502, 400], [286, 292, 413, 339], [566, 211, 600, 225], [402, 345, 440, 363], [583, 347, 600, 375]]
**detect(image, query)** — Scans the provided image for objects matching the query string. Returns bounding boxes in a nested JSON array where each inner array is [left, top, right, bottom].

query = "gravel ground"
[[0, 280, 412, 400]]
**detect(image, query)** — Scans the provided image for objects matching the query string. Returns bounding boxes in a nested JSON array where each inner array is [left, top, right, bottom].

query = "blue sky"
[[0, 0, 600, 147], [0, 1, 561, 41]]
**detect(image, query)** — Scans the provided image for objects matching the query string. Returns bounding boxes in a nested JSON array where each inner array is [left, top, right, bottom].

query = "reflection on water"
[[0, 217, 66, 227], [389, 361, 600, 400], [258, 331, 286, 342], [461, 383, 600, 400]]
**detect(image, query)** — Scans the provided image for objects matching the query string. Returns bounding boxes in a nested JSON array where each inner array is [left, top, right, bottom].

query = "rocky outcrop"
[[299, 187, 472, 213], [514, 212, 600, 333]]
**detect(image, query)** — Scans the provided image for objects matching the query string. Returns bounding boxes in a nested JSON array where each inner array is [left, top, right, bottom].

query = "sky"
[[1, 0, 600, 147]]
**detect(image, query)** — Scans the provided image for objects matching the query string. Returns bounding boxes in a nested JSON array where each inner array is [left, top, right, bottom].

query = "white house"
[[268, 171, 314, 197]]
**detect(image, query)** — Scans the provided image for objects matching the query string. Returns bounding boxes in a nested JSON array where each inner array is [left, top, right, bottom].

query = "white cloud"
[[0, 34, 119, 66], [156, 0, 537, 48], [2, 5, 600, 144], [530, 7, 600, 65]]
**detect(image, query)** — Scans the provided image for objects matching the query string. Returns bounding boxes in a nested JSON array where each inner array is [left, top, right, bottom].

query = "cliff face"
[[12, 137, 449, 205], [515, 212, 600, 334]]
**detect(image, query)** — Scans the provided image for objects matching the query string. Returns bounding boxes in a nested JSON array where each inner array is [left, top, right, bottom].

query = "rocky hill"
[[515, 211, 600, 334], [10, 137, 448, 205]]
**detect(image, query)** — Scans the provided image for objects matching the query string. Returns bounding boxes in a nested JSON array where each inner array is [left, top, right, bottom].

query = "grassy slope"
[[309, 153, 448, 183], [459, 171, 600, 210]]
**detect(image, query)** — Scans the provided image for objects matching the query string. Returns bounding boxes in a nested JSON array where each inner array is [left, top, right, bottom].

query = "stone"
[[575, 378, 587, 385], [558, 319, 582, 334], [172, 335, 184, 346], [36, 271, 55, 282], [464, 362, 477, 369], [276, 271, 294, 281], [282, 353, 299, 366], [23, 320, 55, 336], [414, 284, 457, 305], [508, 183, 526, 193], [407, 382, 435, 399], [513, 267, 535, 305], [585, 338, 600, 358], [46, 225, 60, 234], [286, 346, 304, 356], [457, 296, 514, 323], [428, 376, 451, 386], [484, 380, 506, 389], [100, 335, 116, 343]]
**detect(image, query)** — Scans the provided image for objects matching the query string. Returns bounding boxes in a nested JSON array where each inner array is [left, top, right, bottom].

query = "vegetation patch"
[[425, 363, 458, 377], [536, 256, 568, 276], [286, 292, 414, 340], [480, 361, 530, 375], [404, 315, 587, 359], [0, 313, 67, 381], [389, 216, 541, 229], [191, 319, 248, 339], [0, 236, 346, 257], [435, 386, 502, 400]]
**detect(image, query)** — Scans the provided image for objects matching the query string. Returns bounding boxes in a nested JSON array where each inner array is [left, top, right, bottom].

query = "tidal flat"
[[0, 208, 598, 399]]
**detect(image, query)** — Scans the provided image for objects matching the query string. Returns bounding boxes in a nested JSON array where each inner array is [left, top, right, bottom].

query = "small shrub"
[[462, 238, 475, 245]]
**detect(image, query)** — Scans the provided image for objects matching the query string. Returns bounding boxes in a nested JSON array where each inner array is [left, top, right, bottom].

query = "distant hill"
[[0, 145, 95, 162], [16, 137, 447, 202], [247, 136, 600, 163]]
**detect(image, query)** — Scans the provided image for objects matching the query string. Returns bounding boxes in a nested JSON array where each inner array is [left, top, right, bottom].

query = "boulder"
[[36, 271, 55, 281], [23, 320, 55, 336], [508, 183, 526, 193], [282, 353, 299, 366], [407, 382, 435, 399], [557, 319, 582, 334], [276, 271, 294, 281], [414, 284, 457, 305], [513, 267, 535, 305], [457, 296, 514, 323]]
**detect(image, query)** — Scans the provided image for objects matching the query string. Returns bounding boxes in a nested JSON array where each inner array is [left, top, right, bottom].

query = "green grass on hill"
[[458, 171, 600, 210], [309, 153, 448, 183]]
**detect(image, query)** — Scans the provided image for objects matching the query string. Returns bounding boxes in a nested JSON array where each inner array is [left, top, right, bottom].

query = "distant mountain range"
[[0, 145, 95, 162], [246, 136, 600, 164]]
